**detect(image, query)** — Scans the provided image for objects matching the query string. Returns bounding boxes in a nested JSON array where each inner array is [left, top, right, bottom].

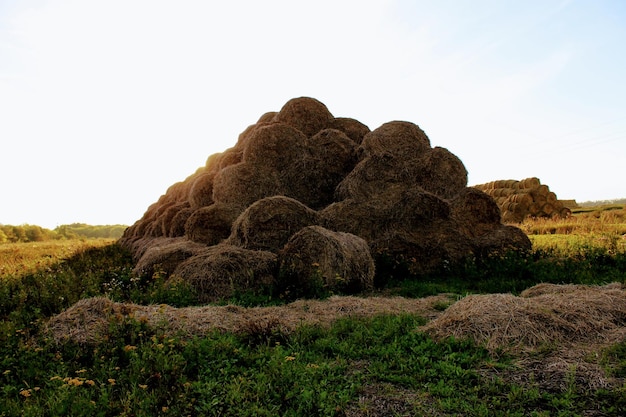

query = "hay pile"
[[46, 294, 453, 345], [421, 282, 626, 353], [473, 177, 572, 223], [119, 97, 531, 300]]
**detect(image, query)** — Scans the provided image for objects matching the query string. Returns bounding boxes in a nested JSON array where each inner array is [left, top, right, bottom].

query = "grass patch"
[[1, 214, 626, 416]]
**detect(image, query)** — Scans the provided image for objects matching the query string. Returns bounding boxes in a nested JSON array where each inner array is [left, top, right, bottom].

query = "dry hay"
[[173, 244, 277, 302], [119, 97, 532, 296], [188, 171, 216, 209], [155, 202, 191, 237], [211, 162, 283, 211], [324, 187, 452, 243], [330, 117, 371, 145], [133, 238, 208, 278], [412, 147, 468, 199], [241, 123, 308, 170], [420, 283, 626, 354], [288, 128, 358, 209], [334, 155, 401, 202], [335, 145, 466, 203], [360, 121, 431, 159], [450, 187, 501, 238], [184, 203, 242, 245], [472, 225, 532, 257], [279, 226, 375, 294], [46, 294, 453, 345], [272, 96, 334, 137], [226, 196, 320, 252], [473, 177, 571, 222], [167, 206, 194, 237]]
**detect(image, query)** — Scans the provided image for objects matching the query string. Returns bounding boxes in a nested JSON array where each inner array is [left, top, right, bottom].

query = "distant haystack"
[[119, 97, 531, 300], [473, 177, 572, 223]]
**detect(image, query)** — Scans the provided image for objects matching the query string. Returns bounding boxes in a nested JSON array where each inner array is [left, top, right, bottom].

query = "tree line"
[[0, 223, 127, 243]]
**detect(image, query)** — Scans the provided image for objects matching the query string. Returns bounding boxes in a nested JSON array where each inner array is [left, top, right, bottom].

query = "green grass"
[[1, 236, 625, 416]]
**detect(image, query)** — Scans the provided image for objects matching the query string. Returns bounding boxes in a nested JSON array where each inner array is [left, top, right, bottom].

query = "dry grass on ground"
[[46, 294, 454, 345], [47, 282, 626, 398]]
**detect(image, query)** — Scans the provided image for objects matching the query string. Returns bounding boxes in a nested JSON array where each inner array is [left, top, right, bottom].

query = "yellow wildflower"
[[285, 355, 296, 362], [139, 384, 148, 389], [85, 380, 95, 386], [19, 389, 31, 397], [124, 345, 137, 352], [108, 378, 116, 385], [66, 378, 84, 386]]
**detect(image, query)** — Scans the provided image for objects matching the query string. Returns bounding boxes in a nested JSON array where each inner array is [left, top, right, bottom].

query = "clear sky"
[[1, 0, 625, 229]]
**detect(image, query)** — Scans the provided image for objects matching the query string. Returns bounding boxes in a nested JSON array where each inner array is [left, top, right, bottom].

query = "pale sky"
[[1, 0, 625, 229]]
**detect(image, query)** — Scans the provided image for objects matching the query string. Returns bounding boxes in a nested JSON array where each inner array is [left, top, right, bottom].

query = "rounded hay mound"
[[420, 283, 626, 353], [188, 171, 217, 209], [472, 225, 532, 258], [272, 96, 334, 137], [450, 188, 501, 238], [330, 117, 371, 144], [294, 128, 358, 208], [413, 147, 467, 199], [184, 203, 242, 245], [242, 123, 308, 169], [174, 245, 277, 302], [133, 237, 208, 278], [278, 225, 375, 296], [360, 121, 430, 159], [211, 163, 282, 210], [119, 96, 532, 298], [226, 196, 320, 252]]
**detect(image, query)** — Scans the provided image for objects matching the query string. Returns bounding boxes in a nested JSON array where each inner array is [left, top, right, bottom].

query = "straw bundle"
[[156, 202, 191, 237], [167, 206, 194, 238], [242, 123, 308, 170], [472, 225, 532, 257], [279, 226, 375, 295], [133, 237, 208, 278], [212, 163, 282, 211], [184, 203, 242, 245], [360, 121, 431, 159], [174, 244, 278, 302], [330, 117, 371, 145], [272, 97, 334, 137], [411, 146, 467, 199], [188, 172, 217, 209], [450, 188, 501, 238], [226, 196, 320, 252]]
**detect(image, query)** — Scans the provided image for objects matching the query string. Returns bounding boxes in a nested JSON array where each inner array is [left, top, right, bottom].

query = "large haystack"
[[473, 177, 572, 222], [119, 97, 531, 300]]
